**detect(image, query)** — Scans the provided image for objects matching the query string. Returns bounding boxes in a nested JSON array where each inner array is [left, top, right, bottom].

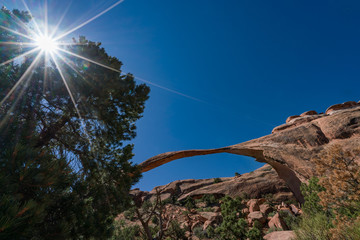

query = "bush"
[[300, 177, 325, 216], [216, 218, 247, 240], [252, 220, 263, 230], [112, 220, 140, 240], [331, 216, 360, 240], [279, 210, 299, 230], [206, 225, 216, 238], [268, 211, 276, 217], [215, 196, 247, 239], [214, 178, 222, 183], [166, 221, 187, 240], [295, 212, 332, 240], [193, 226, 207, 239], [247, 227, 263, 240], [201, 194, 217, 206], [184, 196, 196, 210]]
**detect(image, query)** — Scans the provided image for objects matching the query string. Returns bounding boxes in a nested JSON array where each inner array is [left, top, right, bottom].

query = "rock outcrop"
[[132, 165, 295, 203], [263, 231, 296, 240], [139, 102, 360, 202]]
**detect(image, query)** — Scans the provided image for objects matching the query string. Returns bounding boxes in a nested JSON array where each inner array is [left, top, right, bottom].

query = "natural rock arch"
[[139, 103, 360, 203]]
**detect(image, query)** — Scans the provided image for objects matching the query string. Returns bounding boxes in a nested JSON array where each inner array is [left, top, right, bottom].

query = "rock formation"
[[139, 101, 360, 202], [132, 164, 295, 204]]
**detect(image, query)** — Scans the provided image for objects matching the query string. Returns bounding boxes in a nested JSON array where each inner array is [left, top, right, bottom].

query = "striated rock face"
[[132, 164, 295, 203], [139, 102, 360, 202]]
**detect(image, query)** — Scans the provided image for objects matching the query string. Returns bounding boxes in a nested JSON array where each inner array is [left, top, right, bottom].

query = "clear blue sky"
[[5, 0, 360, 191]]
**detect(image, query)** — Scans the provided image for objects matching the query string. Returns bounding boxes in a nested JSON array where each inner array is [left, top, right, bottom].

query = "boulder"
[[242, 208, 250, 216], [263, 231, 296, 240], [260, 203, 273, 215], [248, 211, 266, 225], [268, 213, 288, 230], [290, 204, 301, 215], [325, 101, 358, 115], [300, 110, 318, 117], [247, 199, 260, 212], [199, 212, 221, 223], [191, 221, 202, 231], [286, 115, 301, 123]]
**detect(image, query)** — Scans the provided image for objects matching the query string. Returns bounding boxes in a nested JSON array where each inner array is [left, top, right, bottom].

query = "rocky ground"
[[118, 165, 302, 239]]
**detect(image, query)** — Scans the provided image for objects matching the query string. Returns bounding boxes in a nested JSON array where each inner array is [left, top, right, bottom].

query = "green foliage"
[[0, 7, 149, 239], [193, 226, 207, 239], [268, 211, 276, 217], [151, 215, 159, 225], [166, 221, 186, 240], [235, 172, 241, 176], [294, 213, 332, 240], [112, 220, 140, 240], [252, 220, 262, 230], [124, 207, 137, 221], [279, 210, 299, 230], [300, 177, 325, 216], [332, 218, 360, 240], [247, 227, 263, 240], [184, 196, 195, 210], [216, 218, 247, 240], [220, 196, 245, 218], [214, 178, 222, 183], [206, 225, 216, 238], [295, 177, 332, 240], [162, 195, 177, 205], [201, 194, 217, 206], [215, 196, 247, 240], [266, 227, 281, 234]]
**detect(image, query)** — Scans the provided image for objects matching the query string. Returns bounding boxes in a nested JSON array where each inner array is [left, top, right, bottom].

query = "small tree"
[[215, 196, 247, 240], [0, 7, 149, 239], [313, 145, 360, 239]]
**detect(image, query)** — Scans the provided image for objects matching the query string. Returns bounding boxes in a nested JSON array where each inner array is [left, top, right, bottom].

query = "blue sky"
[[5, 0, 360, 191]]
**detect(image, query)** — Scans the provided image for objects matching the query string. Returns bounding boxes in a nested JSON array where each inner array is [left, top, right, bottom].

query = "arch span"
[[139, 143, 304, 203], [139, 105, 360, 204]]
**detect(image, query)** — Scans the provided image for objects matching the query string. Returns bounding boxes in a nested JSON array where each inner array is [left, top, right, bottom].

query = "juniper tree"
[[0, 7, 149, 239]]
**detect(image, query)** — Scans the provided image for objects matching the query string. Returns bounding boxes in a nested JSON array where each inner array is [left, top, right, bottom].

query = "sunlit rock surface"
[[139, 101, 360, 202]]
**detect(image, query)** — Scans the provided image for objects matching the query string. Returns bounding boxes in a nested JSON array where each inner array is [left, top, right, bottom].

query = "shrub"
[[295, 212, 332, 240], [201, 194, 217, 206], [166, 221, 186, 240], [193, 226, 207, 239], [214, 178, 222, 183], [184, 196, 196, 210], [215, 196, 247, 239], [247, 227, 263, 240], [252, 220, 263, 230], [268, 211, 276, 217], [279, 210, 299, 230], [300, 177, 325, 216], [206, 225, 216, 238], [112, 220, 140, 240]]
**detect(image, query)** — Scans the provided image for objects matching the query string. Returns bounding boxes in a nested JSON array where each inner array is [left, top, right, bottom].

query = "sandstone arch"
[[139, 104, 360, 203]]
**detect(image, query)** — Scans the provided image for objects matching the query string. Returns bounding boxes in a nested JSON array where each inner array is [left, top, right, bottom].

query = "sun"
[[34, 35, 58, 53]]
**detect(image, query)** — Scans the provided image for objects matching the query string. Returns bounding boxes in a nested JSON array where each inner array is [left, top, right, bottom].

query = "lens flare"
[[34, 35, 58, 53]]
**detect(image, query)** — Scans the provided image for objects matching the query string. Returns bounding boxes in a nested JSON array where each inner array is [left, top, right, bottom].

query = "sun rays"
[[0, 0, 205, 130]]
